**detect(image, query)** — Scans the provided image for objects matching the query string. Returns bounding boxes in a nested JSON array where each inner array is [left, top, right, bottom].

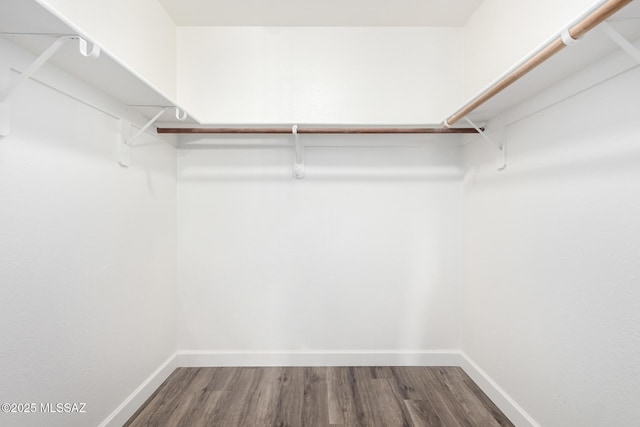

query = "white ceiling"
[[157, 0, 484, 27]]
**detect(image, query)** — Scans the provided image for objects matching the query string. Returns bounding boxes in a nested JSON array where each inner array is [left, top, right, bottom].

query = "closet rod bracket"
[[465, 117, 507, 170], [77, 37, 101, 58], [118, 107, 169, 167], [0, 36, 74, 136], [0, 35, 101, 137], [175, 108, 188, 121], [292, 125, 305, 179], [600, 22, 640, 64]]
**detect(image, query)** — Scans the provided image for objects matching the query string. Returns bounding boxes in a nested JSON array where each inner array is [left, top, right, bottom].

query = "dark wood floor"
[[125, 366, 513, 426]]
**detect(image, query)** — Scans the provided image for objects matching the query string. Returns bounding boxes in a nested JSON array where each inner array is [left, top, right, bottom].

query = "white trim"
[[177, 350, 463, 367], [460, 352, 540, 427], [98, 353, 177, 427]]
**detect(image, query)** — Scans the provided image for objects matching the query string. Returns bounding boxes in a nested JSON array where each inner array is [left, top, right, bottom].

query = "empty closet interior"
[[1, 0, 639, 425]]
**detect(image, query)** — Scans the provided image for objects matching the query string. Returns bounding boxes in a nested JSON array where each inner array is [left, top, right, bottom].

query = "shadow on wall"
[[465, 120, 640, 189], [177, 134, 464, 182], [464, 65, 640, 187]]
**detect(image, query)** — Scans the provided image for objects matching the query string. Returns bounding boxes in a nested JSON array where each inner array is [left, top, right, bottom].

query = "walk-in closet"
[[1, 0, 639, 425]]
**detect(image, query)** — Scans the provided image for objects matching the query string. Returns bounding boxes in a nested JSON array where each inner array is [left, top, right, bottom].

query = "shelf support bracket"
[[465, 117, 506, 171], [0, 36, 72, 136], [175, 107, 187, 121], [600, 22, 640, 64], [292, 125, 305, 179], [78, 37, 101, 58], [118, 119, 133, 167], [118, 107, 168, 167]]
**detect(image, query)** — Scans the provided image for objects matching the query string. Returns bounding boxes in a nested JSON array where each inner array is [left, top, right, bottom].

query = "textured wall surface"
[[462, 65, 640, 426], [0, 39, 177, 427]]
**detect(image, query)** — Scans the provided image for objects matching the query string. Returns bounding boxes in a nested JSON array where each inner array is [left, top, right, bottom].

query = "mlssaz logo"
[[40, 403, 87, 413]]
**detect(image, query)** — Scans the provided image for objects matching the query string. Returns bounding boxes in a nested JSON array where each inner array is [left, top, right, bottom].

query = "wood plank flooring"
[[125, 367, 513, 426]]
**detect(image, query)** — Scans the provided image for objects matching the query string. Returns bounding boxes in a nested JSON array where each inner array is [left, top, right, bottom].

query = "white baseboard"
[[177, 350, 463, 367], [98, 353, 177, 427], [460, 352, 539, 427]]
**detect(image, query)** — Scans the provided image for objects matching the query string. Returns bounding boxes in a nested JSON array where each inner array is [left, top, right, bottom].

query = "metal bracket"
[[118, 107, 168, 167], [0, 36, 71, 104], [465, 117, 507, 170], [78, 37, 101, 58], [0, 35, 101, 137], [560, 28, 579, 46], [0, 36, 73, 136], [600, 22, 640, 64], [175, 107, 188, 121], [118, 119, 133, 167], [292, 125, 305, 179]]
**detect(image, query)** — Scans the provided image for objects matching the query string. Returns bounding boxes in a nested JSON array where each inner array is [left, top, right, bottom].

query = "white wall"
[[177, 27, 464, 124], [462, 64, 640, 425], [0, 39, 177, 426], [463, 0, 597, 99], [177, 138, 464, 358], [35, 0, 177, 101]]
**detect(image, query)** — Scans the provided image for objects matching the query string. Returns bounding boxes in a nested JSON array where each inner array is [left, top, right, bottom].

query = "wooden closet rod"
[[444, 0, 632, 126], [157, 127, 481, 134]]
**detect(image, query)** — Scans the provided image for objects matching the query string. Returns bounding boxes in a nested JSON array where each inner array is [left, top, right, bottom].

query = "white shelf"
[[2, 0, 638, 129], [464, 2, 640, 124], [0, 0, 199, 125]]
